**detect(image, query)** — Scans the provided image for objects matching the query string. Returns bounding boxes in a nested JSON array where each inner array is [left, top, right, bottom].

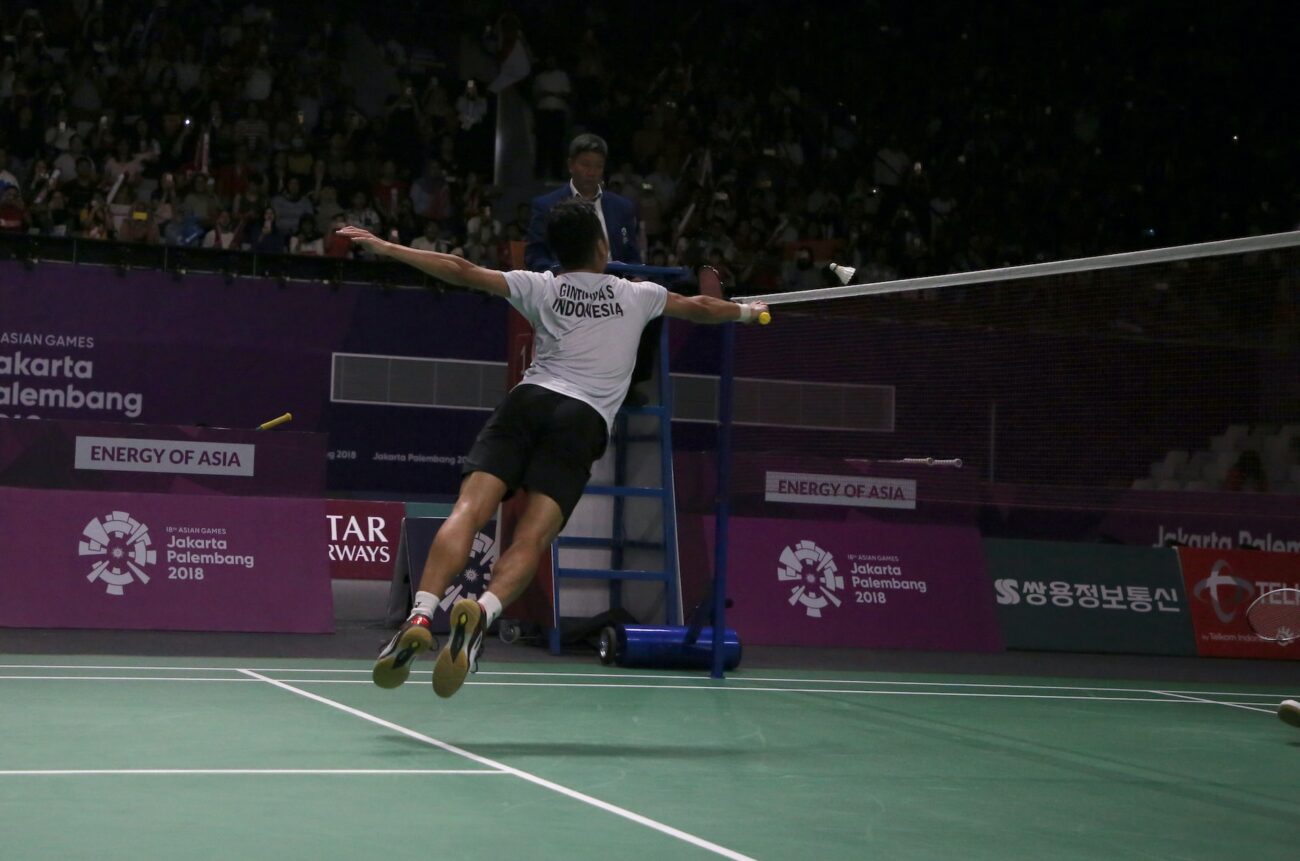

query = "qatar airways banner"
[[326, 499, 403, 580], [0, 485, 332, 633], [0, 261, 504, 496], [716, 516, 1001, 651]]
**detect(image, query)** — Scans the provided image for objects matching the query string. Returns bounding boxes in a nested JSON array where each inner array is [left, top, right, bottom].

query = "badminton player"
[[340, 201, 768, 697]]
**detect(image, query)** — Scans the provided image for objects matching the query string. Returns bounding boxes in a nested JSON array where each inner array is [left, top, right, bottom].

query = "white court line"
[[0, 665, 1290, 699], [0, 769, 503, 777], [0, 673, 1276, 706], [238, 669, 757, 861], [1148, 689, 1277, 715]]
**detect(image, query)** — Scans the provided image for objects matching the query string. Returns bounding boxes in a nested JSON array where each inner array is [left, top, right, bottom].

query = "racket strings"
[[1246, 589, 1300, 642]]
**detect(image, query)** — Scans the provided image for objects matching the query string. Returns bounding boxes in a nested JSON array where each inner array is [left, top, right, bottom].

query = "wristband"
[[738, 303, 753, 323]]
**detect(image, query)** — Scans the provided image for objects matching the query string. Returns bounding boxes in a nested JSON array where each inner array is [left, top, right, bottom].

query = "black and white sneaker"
[[372, 613, 436, 689], [1280, 699, 1300, 728], [432, 598, 485, 699]]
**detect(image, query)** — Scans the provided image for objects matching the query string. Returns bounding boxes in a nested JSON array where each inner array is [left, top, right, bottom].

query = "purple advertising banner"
[[0, 417, 325, 496], [0, 486, 333, 633], [0, 261, 505, 496], [716, 516, 1002, 651]]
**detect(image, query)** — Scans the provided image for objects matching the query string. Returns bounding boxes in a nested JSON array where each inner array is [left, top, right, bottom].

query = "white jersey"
[[504, 270, 668, 432]]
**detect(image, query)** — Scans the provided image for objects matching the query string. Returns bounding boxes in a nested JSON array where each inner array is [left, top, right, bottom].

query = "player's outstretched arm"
[[662, 292, 769, 325], [339, 226, 509, 296]]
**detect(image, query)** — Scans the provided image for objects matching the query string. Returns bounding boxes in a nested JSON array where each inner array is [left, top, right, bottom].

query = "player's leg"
[[433, 490, 563, 699], [372, 473, 507, 689], [416, 471, 508, 601]]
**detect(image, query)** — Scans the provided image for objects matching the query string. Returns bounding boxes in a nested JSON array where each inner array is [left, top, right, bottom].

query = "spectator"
[[131, 119, 162, 178], [454, 79, 488, 168], [323, 213, 352, 258], [286, 133, 315, 181], [103, 139, 145, 188], [118, 199, 161, 244], [0, 148, 20, 195], [52, 135, 87, 181], [63, 156, 101, 215], [783, 246, 822, 291], [289, 213, 324, 255], [0, 186, 28, 232], [181, 174, 219, 231], [372, 159, 407, 224], [464, 202, 502, 267], [202, 208, 241, 249], [214, 145, 253, 204], [271, 176, 314, 236], [344, 190, 381, 232], [234, 101, 270, 155], [411, 219, 451, 253], [314, 185, 344, 234], [32, 189, 72, 237], [245, 205, 285, 253]]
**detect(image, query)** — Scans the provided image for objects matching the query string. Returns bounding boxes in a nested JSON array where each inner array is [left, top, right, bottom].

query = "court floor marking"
[[1147, 689, 1277, 715], [0, 769, 504, 777], [0, 664, 1291, 699], [0, 673, 1277, 707], [237, 669, 758, 861]]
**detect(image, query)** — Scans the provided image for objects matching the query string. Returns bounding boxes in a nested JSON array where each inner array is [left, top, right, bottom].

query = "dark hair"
[[546, 199, 603, 270], [568, 133, 608, 161]]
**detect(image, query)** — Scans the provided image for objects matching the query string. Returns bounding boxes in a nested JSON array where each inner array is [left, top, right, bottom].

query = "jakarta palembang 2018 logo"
[[78, 511, 157, 596], [778, 539, 843, 618], [438, 530, 499, 611]]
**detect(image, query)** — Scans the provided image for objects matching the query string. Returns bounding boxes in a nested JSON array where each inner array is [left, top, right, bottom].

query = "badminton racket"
[[1245, 587, 1300, 645]]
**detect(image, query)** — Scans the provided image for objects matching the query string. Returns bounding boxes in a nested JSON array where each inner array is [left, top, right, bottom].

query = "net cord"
[[734, 230, 1300, 306]]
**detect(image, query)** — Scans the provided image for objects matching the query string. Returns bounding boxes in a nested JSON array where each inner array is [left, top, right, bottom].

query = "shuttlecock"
[[829, 263, 855, 285]]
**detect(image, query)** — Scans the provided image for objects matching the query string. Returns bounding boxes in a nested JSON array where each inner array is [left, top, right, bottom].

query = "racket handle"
[[257, 412, 293, 431]]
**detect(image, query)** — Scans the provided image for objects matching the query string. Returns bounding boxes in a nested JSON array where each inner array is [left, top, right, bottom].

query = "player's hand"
[[338, 225, 390, 253], [741, 301, 770, 325]]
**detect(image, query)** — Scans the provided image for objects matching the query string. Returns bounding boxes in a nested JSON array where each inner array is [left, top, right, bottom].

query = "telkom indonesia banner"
[[1176, 547, 1300, 659], [0, 485, 332, 633], [719, 516, 1002, 650]]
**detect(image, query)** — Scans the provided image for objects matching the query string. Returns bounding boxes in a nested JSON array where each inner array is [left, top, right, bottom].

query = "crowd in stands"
[[0, 2, 1294, 294]]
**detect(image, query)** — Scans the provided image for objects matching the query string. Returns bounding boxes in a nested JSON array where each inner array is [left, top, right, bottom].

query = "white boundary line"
[[0, 664, 1290, 699], [237, 669, 757, 861], [1148, 689, 1277, 715], [0, 673, 1280, 706], [0, 769, 503, 777]]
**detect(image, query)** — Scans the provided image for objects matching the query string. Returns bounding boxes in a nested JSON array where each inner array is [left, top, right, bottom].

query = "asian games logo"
[[78, 510, 157, 596], [438, 530, 499, 610], [1192, 558, 1255, 623], [777, 540, 843, 619]]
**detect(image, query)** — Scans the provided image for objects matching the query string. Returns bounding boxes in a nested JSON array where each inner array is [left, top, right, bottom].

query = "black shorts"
[[462, 384, 609, 522]]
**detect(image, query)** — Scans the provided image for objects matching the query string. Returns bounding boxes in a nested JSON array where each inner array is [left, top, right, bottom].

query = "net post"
[[711, 321, 736, 679]]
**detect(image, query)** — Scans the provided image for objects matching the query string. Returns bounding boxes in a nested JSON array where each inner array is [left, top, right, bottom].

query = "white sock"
[[412, 591, 438, 618], [478, 591, 503, 626]]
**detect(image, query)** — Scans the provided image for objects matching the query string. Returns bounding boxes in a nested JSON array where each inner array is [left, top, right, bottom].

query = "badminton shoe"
[[372, 612, 436, 689], [1279, 699, 1300, 728], [433, 597, 485, 698]]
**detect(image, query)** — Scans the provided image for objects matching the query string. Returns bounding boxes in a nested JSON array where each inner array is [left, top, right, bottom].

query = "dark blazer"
[[525, 185, 641, 272]]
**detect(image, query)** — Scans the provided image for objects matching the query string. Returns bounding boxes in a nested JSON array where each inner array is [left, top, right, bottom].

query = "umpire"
[[526, 133, 659, 404]]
